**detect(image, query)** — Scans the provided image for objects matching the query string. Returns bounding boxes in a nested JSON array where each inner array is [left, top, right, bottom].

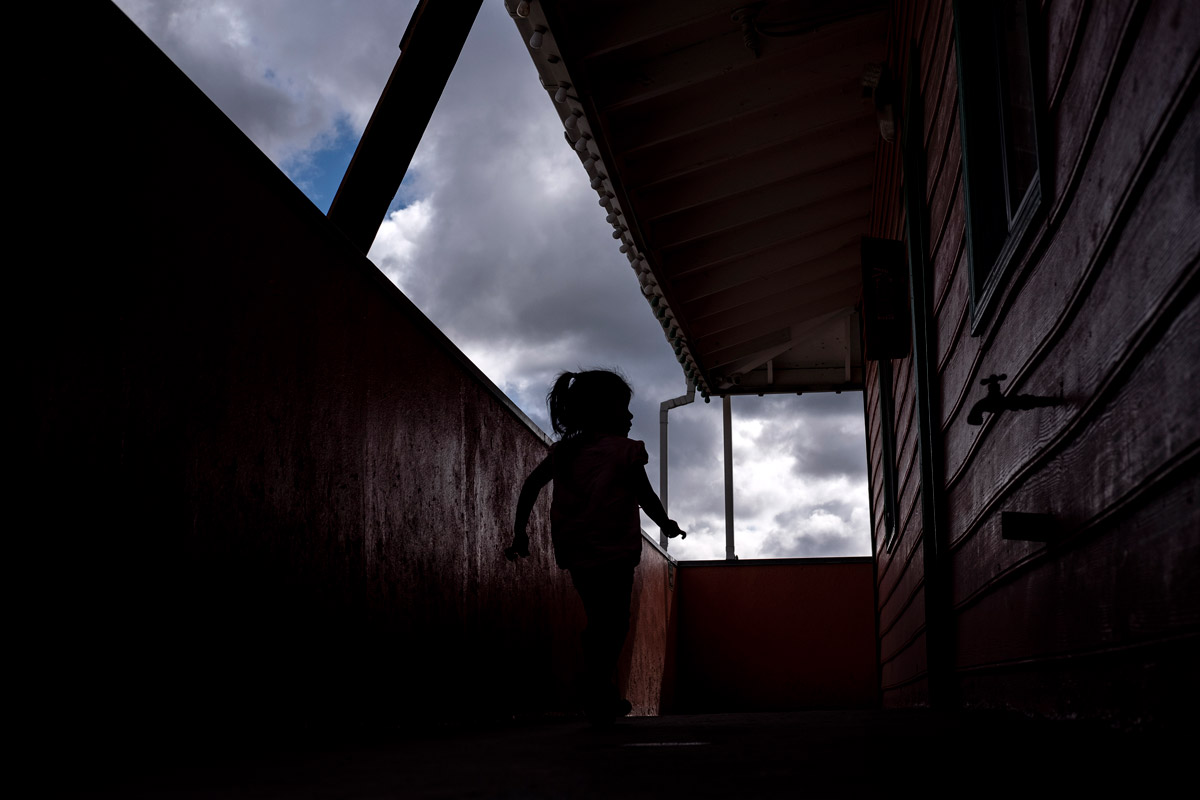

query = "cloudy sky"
[[114, 0, 871, 560]]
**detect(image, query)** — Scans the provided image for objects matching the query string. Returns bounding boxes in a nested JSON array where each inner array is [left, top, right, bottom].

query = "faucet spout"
[[967, 374, 1007, 425]]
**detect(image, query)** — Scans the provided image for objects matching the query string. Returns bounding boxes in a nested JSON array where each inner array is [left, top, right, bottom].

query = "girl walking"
[[507, 369, 685, 725]]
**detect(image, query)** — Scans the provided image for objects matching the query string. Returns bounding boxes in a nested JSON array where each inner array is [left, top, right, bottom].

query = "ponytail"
[[547, 371, 576, 437], [546, 368, 633, 440]]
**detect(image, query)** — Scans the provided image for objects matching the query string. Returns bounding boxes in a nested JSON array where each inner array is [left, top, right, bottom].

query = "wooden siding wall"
[[864, 0, 1199, 727]]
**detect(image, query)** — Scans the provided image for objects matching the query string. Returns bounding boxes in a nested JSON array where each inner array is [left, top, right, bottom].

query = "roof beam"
[[327, 0, 484, 253]]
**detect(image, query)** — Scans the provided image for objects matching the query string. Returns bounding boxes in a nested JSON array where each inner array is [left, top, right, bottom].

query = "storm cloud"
[[115, 0, 872, 561]]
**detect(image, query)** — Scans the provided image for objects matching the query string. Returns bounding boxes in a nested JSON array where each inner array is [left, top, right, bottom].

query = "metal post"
[[723, 394, 735, 560], [659, 381, 694, 549], [660, 413, 669, 548]]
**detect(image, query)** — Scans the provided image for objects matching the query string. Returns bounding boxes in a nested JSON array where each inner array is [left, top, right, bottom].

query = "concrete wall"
[[16, 2, 672, 740], [672, 559, 878, 711]]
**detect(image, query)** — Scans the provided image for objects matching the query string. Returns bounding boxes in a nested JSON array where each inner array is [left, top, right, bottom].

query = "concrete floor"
[[72, 709, 1181, 798]]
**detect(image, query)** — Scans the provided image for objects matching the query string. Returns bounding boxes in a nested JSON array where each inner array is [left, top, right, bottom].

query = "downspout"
[[658, 380, 695, 548], [723, 394, 736, 560]]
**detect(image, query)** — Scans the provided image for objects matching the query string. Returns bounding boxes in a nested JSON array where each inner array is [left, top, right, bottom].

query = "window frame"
[[952, 0, 1050, 333], [877, 357, 901, 553]]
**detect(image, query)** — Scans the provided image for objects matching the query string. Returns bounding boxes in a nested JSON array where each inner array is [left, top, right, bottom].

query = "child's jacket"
[[549, 432, 648, 570]]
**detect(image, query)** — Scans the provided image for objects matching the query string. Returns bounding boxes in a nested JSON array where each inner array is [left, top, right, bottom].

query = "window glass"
[[994, 0, 1038, 223]]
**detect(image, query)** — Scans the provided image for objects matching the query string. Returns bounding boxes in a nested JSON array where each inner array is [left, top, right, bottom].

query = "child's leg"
[[569, 562, 635, 718]]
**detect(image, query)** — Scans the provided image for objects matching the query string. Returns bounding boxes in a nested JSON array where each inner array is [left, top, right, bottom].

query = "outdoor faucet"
[[967, 374, 1060, 426]]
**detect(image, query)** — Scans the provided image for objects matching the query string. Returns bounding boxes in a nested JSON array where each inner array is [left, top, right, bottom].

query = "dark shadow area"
[[71, 709, 1186, 798]]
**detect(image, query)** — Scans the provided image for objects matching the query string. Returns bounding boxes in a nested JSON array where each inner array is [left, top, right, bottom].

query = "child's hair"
[[547, 369, 633, 439]]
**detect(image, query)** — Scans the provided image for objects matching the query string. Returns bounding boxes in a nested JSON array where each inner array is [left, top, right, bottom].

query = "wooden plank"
[[672, 227, 860, 300], [693, 288, 861, 356], [571, 0, 763, 60], [930, 165, 964, 314], [1048, 0, 1145, 226], [621, 90, 875, 192], [607, 28, 885, 153], [1044, 0, 1089, 110], [881, 631, 929, 692], [634, 118, 878, 219], [923, 51, 958, 204], [927, 135, 961, 269], [687, 269, 861, 330], [681, 246, 858, 319], [934, 249, 968, 374], [952, 467, 1200, 670], [575, 0, 886, 61], [649, 158, 873, 249], [948, 284, 1200, 603], [660, 187, 871, 272], [878, 499, 929, 609], [879, 542, 928, 637], [585, 8, 844, 111], [881, 672, 929, 706], [919, 0, 953, 146], [880, 592, 930, 664], [943, 25, 1198, 488]]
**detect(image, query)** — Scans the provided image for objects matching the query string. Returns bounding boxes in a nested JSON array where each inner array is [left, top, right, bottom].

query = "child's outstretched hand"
[[663, 520, 687, 540], [505, 534, 530, 561]]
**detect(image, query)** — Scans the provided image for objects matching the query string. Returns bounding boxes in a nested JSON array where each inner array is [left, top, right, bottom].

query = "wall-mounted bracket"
[[1001, 511, 1058, 542]]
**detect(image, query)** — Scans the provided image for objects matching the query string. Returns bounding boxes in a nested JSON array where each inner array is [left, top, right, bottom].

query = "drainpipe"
[[723, 394, 736, 560], [659, 380, 695, 549]]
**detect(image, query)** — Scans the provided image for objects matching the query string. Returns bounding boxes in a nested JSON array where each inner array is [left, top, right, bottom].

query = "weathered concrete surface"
[[15, 2, 671, 742], [674, 559, 878, 711]]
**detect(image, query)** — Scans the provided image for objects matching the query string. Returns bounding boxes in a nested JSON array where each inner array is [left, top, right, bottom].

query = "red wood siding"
[[864, 0, 1200, 727]]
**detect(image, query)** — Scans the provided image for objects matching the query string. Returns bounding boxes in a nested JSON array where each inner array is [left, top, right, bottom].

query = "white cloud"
[[114, 0, 408, 175], [119, 0, 874, 563], [370, 199, 436, 296]]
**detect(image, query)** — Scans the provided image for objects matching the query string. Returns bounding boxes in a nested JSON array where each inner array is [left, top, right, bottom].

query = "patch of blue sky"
[[286, 115, 426, 215], [287, 116, 358, 213], [389, 169, 424, 213]]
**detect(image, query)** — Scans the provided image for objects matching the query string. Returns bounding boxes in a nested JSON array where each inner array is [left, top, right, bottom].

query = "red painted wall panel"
[[673, 560, 878, 711]]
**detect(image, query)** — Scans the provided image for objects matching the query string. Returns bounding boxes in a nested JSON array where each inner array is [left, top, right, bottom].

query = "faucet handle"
[[980, 373, 1008, 388]]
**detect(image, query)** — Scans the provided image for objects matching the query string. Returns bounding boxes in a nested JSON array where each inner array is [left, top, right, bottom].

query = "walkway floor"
[[74, 709, 1181, 798]]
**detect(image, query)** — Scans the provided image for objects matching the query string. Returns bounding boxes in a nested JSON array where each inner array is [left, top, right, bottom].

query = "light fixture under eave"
[[528, 27, 545, 49], [554, 83, 570, 103], [515, 1, 531, 19]]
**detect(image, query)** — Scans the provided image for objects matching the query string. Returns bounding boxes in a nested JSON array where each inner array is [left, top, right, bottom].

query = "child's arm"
[[507, 454, 553, 560], [634, 468, 686, 539]]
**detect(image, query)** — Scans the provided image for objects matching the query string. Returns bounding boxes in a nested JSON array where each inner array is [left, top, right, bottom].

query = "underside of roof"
[[509, 0, 889, 397]]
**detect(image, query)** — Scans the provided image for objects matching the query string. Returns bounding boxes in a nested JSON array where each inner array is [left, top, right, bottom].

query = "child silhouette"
[[507, 369, 685, 726]]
